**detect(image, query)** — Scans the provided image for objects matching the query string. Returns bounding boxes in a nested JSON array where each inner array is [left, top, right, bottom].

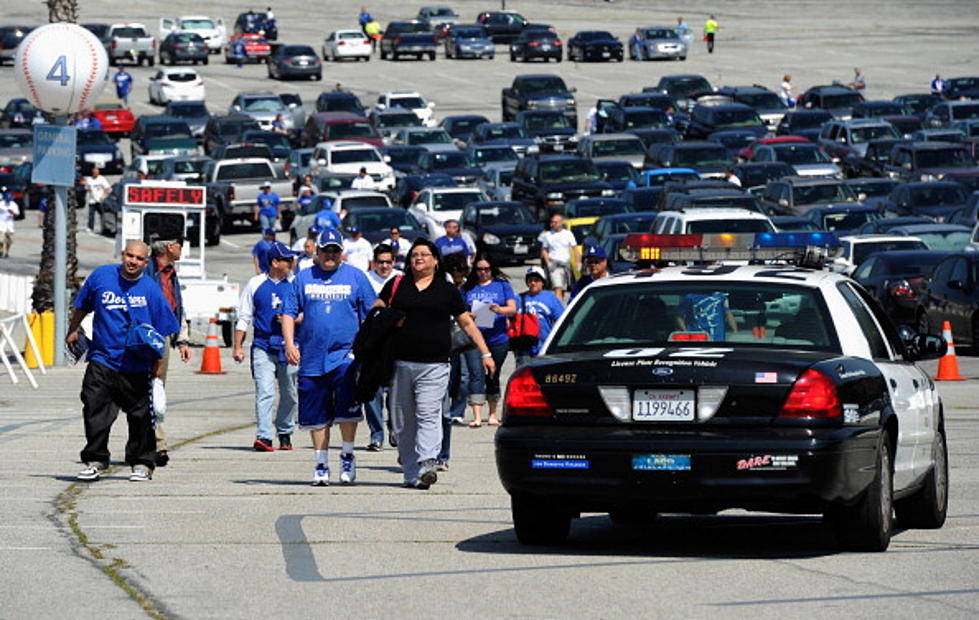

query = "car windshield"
[[172, 33, 202, 43], [665, 78, 711, 96], [476, 204, 536, 225], [847, 180, 898, 197], [879, 254, 946, 276], [689, 197, 766, 213], [343, 196, 390, 209], [642, 29, 678, 39], [219, 119, 259, 135], [248, 134, 290, 152], [737, 165, 791, 187], [386, 22, 428, 34], [473, 147, 518, 165], [390, 97, 427, 110], [283, 46, 316, 56], [321, 98, 363, 113], [517, 77, 567, 94], [551, 282, 837, 352], [793, 183, 857, 204], [598, 164, 638, 183], [446, 118, 484, 133], [433, 191, 484, 211], [569, 201, 629, 217], [861, 103, 904, 117], [951, 104, 979, 120], [145, 123, 191, 140], [453, 27, 486, 38], [915, 148, 972, 168], [712, 133, 755, 150], [224, 146, 270, 159], [113, 27, 147, 38], [592, 139, 645, 157], [909, 185, 967, 206], [181, 19, 215, 29], [327, 123, 376, 139], [819, 211, 880, 231], [524, 115, 571, 130], [712, 109, 763, 127], [428, 152, 474, 168], [77, 131, 113, 146], [644, 171, 699, 185], [376, 112, 419, 128], [331, 149, 381, 164], [480, 125, 524, 140], [338, 31, 366, 40], [168, 103, 208, 117], [215, 162, 273, 180], [384, 149, 423, 166], [786, 112, 831, 129], [407, 130, 451, 145], [350, 210, 420, 231], [314, 176, 354, 192], [624, 109, 668, 129], [497, 170, 514, 185], [603, 215, 656, 235], [241, 97, 285, 112], [773, 145, 830, 164], [850, 125, 899, 143], [914, 231, 971, 252], [164, 72, 198, 83], [624, 94, 674, 110], [688, 219, 775, 234], [736, 93, 782, 109], [675, 147, 730, 167], [0, 133, 31, 148], [852, 240, 928, 264], [540, 160, 600, 183]]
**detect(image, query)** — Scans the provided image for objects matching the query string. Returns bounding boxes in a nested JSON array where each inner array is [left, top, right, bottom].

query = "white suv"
[[375, 91, 436, 127], [651, 208, 776, 235], [310, 141, 395, 191]]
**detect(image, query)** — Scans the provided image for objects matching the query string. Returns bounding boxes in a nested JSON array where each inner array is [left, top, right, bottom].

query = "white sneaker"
[[129, 464, 152, 482], [312, 464, 330, 486], [339, 453, 356, 484], [77, 462, 105, 481]]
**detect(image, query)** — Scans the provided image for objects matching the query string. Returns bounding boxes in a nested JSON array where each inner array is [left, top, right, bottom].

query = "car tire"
[[267, 64, 273, 78], [895, 423, 948, 529], [148, 57, 155, 67], [831, 438, 893, 552], [511, 495, 571, 545], [380, 48, 387, 60], [314, 72, 322, 80], [203, 56, 209, 66], [206, 230, 220, 246], [680, 56, 687, 61], [509, 52, 515, 62], [429, 51, 436, 61]]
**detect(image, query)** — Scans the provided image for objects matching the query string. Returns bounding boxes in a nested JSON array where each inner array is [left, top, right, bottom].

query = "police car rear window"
[[550, 282, 839, 353]]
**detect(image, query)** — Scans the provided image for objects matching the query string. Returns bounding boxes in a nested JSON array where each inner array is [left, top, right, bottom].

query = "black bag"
[[450, 320, 475, 355]]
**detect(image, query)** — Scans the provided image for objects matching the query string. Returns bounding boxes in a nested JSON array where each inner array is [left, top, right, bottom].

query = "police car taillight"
[[778, 369, 841, 419], [619, 232, 842, 267], [503, 367, 553, 418]]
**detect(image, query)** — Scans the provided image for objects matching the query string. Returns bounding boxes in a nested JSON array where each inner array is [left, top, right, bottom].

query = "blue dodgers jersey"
[[520, 291, 564, 356], [252, 239, 273, 273], [435, 235, 469, 257], [257, 192, 281, 217], [283, 263, 376, 376], [240, 273, 294, 352], [74, 265, 179, 372], [463, 279, 516, 346]]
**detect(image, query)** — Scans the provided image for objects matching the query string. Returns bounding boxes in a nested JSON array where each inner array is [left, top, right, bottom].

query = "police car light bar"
[[619, 233, 842, 267]]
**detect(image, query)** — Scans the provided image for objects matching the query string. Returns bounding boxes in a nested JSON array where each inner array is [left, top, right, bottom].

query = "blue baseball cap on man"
[[267, 241, 298, 261], [584, 245, 607, 260], [263, 227, 276, 237], [317, 228, 344, 249]]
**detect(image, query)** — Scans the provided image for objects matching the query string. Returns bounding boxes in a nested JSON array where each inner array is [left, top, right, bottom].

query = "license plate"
[[553, 144, 563, 151], [513, 244, 528, 254], [602, 51, 610, 58], [632, 454, 691, 471], [298, 60, 308, 65], [541, 45, 551, 50], [632, 389, 695, 422], [106, 115, 117, 120]]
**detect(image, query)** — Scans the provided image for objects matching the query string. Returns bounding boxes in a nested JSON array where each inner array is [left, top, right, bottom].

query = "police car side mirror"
[[905, 333, 947, 361]]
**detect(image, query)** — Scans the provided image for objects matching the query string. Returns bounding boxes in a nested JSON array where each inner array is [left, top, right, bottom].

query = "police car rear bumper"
[[495, 424, 881, 514]]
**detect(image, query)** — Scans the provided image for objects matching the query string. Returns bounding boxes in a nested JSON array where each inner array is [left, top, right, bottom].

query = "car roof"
[[900, 141, 964, 151], [807, 204, 878, 213], [588, 133, 643, 142], [889, 224, 971, 234], [315, 141, 377, 150], [836, 118, 896, 127], [779, 176, 845, 186], [429, 187, 485, 194], [593, 264, 844, 288], [839, 234, 925, 243], [663, 208, 770, 220]]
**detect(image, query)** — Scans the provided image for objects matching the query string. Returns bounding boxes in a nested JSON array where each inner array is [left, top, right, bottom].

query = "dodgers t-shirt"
[[463, 279, 516, 346], [257, 192, 281, 218]]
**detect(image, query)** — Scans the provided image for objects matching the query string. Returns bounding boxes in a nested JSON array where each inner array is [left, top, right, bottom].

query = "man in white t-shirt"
[[380, 226, 412, 270], [0, 189, 20, 258], [342, 226, 373, 272], [83, 167, 112, 231], [538, 213, 578, 302], [350, 167, 377, 191]]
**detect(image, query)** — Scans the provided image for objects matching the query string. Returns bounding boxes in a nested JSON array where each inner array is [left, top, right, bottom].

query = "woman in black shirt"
[[375, 239, 494, 489]]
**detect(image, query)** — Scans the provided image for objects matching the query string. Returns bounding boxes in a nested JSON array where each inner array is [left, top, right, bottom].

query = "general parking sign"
[[32, 124, 77, 186]]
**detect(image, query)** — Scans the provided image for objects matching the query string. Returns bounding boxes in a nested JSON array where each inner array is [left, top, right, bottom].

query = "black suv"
[[646, 74, 713, 111], [714, 85, 788, 131], [883, 141, 979, 182], [203, 115, 261, 155], [509, 30, 563, 62], [315, 91, 366, 115], [685, 102, 766, 140], [510, 154, 613, 218], [797, 85, 865, 119]]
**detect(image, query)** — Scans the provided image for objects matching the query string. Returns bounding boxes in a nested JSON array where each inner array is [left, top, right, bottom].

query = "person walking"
[[254, 182, 281, 232], [703, 14, 719, 54], [570, 244, 611, 299], [342, 226, 373, 272], [364, 19, 382, 51], [358, 7, 374, 35], [351, 167, 377, 190], [234, 241, 300, 451], [363, 244, 401, 450], [113, 67, 133, 104], [252, 228, 277, 275], [143, 237, 192, 467], [0, 189, 18, 258], [538, 213, 578, 302], [930, 74, 945, 96], [676, 17, 692, 47], [461, 252, 516, 428], [381, 226, 411, 270], [314, 196, 340, 230], [434, 219, 470, 261], [296, 236, 317, 272], [511, 266, 564, 367], [83, 167, 112, 231], [66, 240, 180, 482], [780, 74, 796, 108], [436, 252, 471, 469], [849, 67, 866, 91], [374, 239, 493, 489], [233, 36, 247, 69], [282, 229, 376, 486]]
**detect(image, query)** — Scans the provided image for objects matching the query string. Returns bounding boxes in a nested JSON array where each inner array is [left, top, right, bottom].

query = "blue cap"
[[348, 225, 361, 234], [263, 227, 276, 236], [307, 224, 322, 236], [267, 241, 297, 261], [584, 245, 607, 259], [317, 228, 344, 248]]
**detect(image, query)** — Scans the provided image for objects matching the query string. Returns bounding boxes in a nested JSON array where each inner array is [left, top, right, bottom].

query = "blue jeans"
[[259, 213, 277, 232], [438, 352, 468, 462], [251, 347, 298, 439], [464, 340, 509, 405], [364, 387, 388, 445]]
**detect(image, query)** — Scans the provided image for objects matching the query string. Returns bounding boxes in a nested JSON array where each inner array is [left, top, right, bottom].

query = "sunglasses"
[[586, 259, 604, 265], [375, 259, 393, 265], [474, 266, 491, 272]]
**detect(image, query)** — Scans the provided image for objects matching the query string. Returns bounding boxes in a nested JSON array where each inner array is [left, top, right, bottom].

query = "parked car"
[[203, 115, 261, 155], [341, 207, 427, 245], [467, 144, 519, 168], [567, 30, 623, 62], [888, 223, 973, 252], [322, 29, 372, 62], [223, 33, 271, 64], [775, 109, 834, 141], [316, 91, 366, 115], [440, 115, 491, 143], [0, 26, 34, 66], [267, 45, 322, 80], [469, 122, 536, 156], [0, 98, 40, 129], [164, 101, 210, 138], [381, 145, 428, 176], [854, 215, 932, 235], [388, 126, 457, 153], [852, 250, 950, 329], [379, 20, 437, 61], [392, 172, 456, 208], [594, 161, 641, 192], [803, 204, 883, 236], [919, 252, 979, 346], [647, 141, 732, 178], [478, 163, 517, 201], [476, 10, 529, 44], [416, 150, 482, 185], [106, 23, 156, 66], [76, 129, 125, 174], [158, 15, 227, 54], [844, 177, 901, 208], [0, 129, 32, 171], [147, 68, 205, 105], [686, 103, 767, 140], [158, 32, 209, 65], [731, 162, 795, 189], [759, 176, 859, 216], [443, 24, 495, 59], [629, 27, 686, 61], [648, 74, 713, 112], [751, 143, 842, 177], [576, 134, 647, 169], [509, 30, 563, 63], [882, 181, 970, 221], [375, 91, 436, 127], [797, 84, 865, 119], [832, 235, 929, 275], [409, 187, 489, 237], [841, 138, 909, 178], [230, 92, 296, 133], [129, 117, 197, 160], [158, 155, 213, 182], [460, 201, 543, 264]]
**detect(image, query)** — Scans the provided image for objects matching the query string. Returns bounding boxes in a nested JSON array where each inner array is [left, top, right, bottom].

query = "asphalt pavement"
[[1, 1, 979, 618]]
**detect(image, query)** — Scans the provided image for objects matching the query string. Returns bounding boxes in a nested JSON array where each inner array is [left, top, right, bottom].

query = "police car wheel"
[[512, 495, 571, 545], [831, 439, 893, 552], [896, 425, 948, 529]]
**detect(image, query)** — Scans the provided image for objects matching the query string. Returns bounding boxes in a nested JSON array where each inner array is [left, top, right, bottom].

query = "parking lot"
[[1, 1, 979, 618]]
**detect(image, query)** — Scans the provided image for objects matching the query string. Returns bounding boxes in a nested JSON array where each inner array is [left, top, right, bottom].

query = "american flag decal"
[[755, 372, 777, 383]]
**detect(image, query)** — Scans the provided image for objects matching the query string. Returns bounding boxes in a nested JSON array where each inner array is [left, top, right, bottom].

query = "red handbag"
[[507, 293, 540, 350]]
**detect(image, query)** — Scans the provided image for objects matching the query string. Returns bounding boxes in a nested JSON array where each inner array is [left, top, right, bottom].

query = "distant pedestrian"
[[272, 114, 288, 135], [675, 17, 691, 45], [930, 74, 945, 96], [363, 244, 401, 450], [849, 67, 866, 91], [381, 226, 411, 270], [365, 20, 382, 51], [252, 228, 277, 274], [282, 228, 377, 486], [780, 74, 796, 108], [292, 223, 321, 252], [254, 182, 281, 231], [461, 252, 516, 428], [233, 36, 247, 68], [143, 237, 192, 467], [67, 240, 180, 483], [296, 237, 317, 272], [351, 167, 376, 190], [0, 189, 19, 258], [511, 266, 564, 367], [83, 167, 112, 231], [434, 219, 471, 261], [723, 167, 742, 187], [358, 7, 373, 35], [703, 14, 719, 54], [373, 239, 493, 489], [234, 241, 299, 452], [113, 67, 133, 104], [538, 213, 578, 302], [342, 226, 373, 272], [570, 245, 611, 299]]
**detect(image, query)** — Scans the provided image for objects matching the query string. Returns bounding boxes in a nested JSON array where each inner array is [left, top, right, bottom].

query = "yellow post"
[[40, 310, 55, 366], [23, 312, 43, 368]]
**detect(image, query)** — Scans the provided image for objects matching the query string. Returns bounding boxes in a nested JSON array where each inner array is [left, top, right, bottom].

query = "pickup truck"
[[379, 21, 437, 61], [159, 16, 227, 54], [107, 23, 157, 66], [501, 74, 578, 129], [202, 158, 295, 232]]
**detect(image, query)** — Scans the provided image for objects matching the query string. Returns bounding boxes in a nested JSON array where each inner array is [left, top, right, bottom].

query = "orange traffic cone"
[[935, 320, 964, 381], [196, 318, 226, 375]]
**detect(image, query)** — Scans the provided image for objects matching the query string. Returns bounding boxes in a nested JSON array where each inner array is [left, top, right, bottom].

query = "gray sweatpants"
[[390, 360, 450, 483]]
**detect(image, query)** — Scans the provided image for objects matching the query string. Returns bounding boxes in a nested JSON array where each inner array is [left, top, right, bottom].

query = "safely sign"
[[124, 184, 207, 208]]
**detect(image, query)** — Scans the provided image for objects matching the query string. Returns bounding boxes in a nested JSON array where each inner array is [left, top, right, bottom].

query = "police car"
[[495, 232, 949, 551]]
